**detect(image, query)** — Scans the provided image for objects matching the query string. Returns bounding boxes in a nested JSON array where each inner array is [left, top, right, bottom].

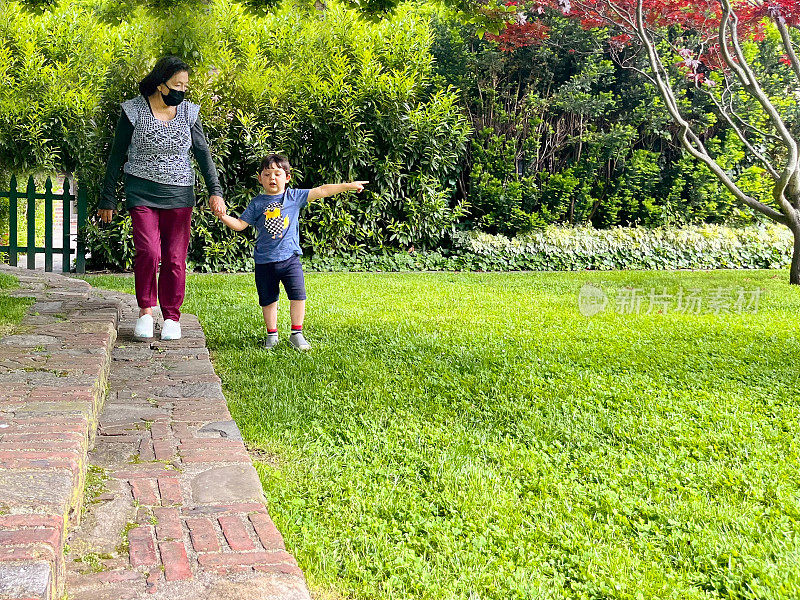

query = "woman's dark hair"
[[138, 56, 190, 97], [259, 154, 292, 175]]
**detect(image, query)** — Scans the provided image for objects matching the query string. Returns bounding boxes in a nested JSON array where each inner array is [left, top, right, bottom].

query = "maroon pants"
[[130, 206, 192, 322]]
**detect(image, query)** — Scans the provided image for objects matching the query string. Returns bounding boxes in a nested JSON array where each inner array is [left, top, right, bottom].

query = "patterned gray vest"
[[121, 96, 201, 187]]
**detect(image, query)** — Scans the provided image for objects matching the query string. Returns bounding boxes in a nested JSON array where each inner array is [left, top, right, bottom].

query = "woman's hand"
[[209, 195, 226, 217], [97, 209, 115, 223]]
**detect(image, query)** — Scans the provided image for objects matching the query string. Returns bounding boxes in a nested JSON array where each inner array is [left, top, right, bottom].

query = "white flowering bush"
[[450, 224, 793, 270]]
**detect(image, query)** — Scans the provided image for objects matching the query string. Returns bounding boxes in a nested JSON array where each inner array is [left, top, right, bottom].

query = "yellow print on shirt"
[[263, 202, 291, 239]]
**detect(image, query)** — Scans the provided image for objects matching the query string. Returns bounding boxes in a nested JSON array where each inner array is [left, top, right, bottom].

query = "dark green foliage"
[[430, 11, 774, 234], [466, 129, 542, 235]]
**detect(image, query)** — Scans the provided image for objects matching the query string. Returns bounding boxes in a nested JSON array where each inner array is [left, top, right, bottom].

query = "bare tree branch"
[[701, 87, 781, 179], [775, 17, 800, 86], [720, 0, 800, 212], [633, 0, 788, 225]]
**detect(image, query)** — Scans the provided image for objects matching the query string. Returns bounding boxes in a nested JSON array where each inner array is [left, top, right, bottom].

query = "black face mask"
[[161, 85, 185, 106]]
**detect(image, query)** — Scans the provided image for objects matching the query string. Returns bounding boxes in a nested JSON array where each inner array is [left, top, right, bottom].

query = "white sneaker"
[[161, 319, 182, 341], [133, 314, 154, 339], [289, 331, 311, 351]]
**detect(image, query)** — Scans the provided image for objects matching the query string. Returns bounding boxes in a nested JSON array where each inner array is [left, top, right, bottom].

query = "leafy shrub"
[[294, 224, 795, 273], [3, 0, 470, 270], [451, 224, 793, 271], [430, 10, 770, 232]]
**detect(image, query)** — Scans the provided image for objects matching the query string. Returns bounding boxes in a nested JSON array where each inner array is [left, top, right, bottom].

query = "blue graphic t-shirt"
[[240, 188, 310, 264]]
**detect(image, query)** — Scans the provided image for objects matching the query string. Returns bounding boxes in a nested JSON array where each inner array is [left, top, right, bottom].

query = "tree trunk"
[[791, 225, 800, 285]]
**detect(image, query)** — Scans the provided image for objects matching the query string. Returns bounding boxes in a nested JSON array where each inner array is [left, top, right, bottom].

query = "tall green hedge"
[[1, 0, 470, 270]]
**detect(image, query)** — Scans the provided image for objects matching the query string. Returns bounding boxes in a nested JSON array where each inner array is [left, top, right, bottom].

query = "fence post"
[[62, 179, 71, 273], [8, 175, 17, 266], [44, 177, 53, 272], [76, 185, 87, 274], [26, 176, 35, 270]]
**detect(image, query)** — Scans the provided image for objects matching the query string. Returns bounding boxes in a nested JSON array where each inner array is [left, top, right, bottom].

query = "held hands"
[[97, 196, 226, 223], [210, 195, 227, 217]]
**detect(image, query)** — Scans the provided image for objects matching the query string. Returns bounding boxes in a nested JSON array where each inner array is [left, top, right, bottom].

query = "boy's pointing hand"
[[352, 181, 369, 193]]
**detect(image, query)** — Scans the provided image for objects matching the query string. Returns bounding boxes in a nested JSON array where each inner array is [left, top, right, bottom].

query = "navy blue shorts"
[[254, 256, 307, 306]]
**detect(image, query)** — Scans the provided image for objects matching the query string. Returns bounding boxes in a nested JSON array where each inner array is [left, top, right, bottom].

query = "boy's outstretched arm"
[[308, 181, 369, 202], [218, 213, 249, 231]]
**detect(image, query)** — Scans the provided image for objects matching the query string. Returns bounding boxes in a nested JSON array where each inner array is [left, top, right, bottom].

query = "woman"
[[98, 56, 226, 341]]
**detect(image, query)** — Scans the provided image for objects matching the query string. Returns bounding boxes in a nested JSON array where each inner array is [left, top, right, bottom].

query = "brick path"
[[0, 266, 118, 600], [0, 266, 311, 600]]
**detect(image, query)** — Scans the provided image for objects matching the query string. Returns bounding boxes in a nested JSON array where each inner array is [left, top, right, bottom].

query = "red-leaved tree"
[[486, 0, 800, 282]]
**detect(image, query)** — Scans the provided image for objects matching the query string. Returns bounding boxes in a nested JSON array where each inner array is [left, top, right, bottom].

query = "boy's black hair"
[[139, 56, 190, 97], [259, 154, 292, 175]]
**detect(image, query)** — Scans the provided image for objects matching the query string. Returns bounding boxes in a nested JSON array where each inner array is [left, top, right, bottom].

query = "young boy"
[[217, 154, 367, 350]]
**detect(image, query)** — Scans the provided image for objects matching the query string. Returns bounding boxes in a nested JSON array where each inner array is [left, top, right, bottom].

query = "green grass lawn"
[[0, 272, 32, 335], [87, 269, 800, 600]]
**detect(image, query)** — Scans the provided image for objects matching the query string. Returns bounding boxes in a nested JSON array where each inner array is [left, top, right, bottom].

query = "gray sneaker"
[[289, 332, 311, 351], [264, 333, 279, 349]]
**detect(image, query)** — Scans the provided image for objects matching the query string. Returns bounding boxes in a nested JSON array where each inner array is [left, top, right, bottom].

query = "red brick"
[[0, 545, 55, 562], [157, 477, 182, 506], [128, 526, 157, 567], [0, 439, 82, 450], [146, 569, 160, 594], [218, 515, 255, 551], [1, 432, 83, 443], [0, 450, 80, 471], [130, 479, 158, 505], [101, 424, 140, 436], [29, 387, 93, 401], [153, 440, 174, 460], [0, 445, 80, 455], [149, 422, 171, 440], [113, 466, 171, 479], [173, 411, 231, 422], [0, 528, 61, 551], [186, 518, 220, 552], [0, 457, 78, 471], [158, 541, 192, 581], [249, 513, 286, 551], [153, 508, 182, 541], [197, 550, 297, 568], [0, 515, 63, 529], [170, 423, 193, 438], [138, 436, 155, 461]]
